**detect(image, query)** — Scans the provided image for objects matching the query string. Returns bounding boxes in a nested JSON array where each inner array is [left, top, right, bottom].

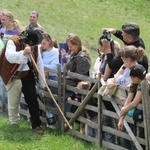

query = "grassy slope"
[[1, 0, 150, 149], [1, 0, 150, 63], [0, 114, 99, 150]]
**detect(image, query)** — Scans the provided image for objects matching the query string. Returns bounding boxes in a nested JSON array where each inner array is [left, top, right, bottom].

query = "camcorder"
[[103, 30, 111, 41]]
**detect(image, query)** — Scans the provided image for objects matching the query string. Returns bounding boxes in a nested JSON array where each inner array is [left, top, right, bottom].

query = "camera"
[[103, 30, 111, 41]]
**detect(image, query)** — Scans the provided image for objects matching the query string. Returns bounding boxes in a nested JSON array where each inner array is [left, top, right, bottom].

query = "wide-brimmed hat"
[[20, 29, 43, 46]]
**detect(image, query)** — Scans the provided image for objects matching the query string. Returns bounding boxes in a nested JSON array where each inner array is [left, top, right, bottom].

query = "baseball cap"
[[130, 64, 146, 79]]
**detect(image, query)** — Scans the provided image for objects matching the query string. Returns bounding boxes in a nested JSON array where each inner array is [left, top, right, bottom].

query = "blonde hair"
[[113, 40, 121, 57], [2, 10, 24, 32], [120, 45, 145, 61], [77, 81, 91, 90], [68, 35, 92, 66], [52, 38, 58, 48]]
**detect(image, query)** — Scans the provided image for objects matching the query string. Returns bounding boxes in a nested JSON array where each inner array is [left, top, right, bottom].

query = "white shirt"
[[91, 57, 101, 78], [5, 39, 45, 88]]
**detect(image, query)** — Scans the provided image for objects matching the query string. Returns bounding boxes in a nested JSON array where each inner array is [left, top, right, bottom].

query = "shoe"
[[33, 126, 44, 135]]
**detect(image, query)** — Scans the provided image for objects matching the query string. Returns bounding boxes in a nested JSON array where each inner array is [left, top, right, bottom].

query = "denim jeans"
[[47, 75, 58, 107], [0, 77, 8, 111]]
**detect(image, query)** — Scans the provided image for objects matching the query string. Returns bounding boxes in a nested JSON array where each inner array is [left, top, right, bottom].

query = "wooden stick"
[[29, 54, 72, 129]]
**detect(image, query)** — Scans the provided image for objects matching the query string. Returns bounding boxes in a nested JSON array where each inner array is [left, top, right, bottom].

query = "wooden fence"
[[1, 64, 150, 150]]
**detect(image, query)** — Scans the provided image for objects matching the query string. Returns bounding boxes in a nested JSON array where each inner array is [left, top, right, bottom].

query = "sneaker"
[[33, 127, 44, 135]]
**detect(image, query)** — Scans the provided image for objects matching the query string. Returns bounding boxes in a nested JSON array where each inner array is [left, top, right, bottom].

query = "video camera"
[[103, 30, 111, 41]]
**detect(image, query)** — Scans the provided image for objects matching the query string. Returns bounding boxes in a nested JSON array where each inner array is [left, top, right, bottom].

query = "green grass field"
[[1, 0, 150, 64], [0, 113, 100, 150], [1, 0, 150, 149]]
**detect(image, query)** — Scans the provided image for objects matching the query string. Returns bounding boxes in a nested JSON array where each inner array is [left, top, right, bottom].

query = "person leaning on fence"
[[97, 34, 120, 81], [67, 81, 91, 115], [92, 53, 103, 79], [102, 22, 149, 74], [106, 45, 145, 90], [0, 29, 46, 134], [92, 34, 120, 143], [65, 35, 92, 112], [20, 10, 44, 116], [118, 64, 146, 146]]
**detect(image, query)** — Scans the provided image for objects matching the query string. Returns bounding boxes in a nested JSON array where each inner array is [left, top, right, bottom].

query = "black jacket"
[[106, 30, 148, 73]]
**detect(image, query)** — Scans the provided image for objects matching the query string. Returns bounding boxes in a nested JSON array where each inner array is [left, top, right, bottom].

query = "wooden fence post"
[[65, 82, 98, 131], [141, 80, 150, 150], [97, 73, 102, 147]]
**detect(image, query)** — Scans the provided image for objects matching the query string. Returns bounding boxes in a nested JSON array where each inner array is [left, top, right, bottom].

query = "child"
[[118, 64, 146, 131], [67, 81, 91, 116]]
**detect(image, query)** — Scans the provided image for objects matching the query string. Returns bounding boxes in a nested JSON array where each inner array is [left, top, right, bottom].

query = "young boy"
[[118, 64, 146, 131]]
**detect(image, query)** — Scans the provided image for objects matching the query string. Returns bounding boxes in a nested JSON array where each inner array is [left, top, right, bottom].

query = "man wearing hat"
[[0, 29, 45, 134]]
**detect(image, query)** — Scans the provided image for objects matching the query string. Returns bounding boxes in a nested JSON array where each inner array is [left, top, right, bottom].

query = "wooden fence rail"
[[0, 64, 149, 150]]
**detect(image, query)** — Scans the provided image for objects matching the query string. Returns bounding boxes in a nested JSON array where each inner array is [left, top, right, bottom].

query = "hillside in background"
[[1, 0, 150, 65]]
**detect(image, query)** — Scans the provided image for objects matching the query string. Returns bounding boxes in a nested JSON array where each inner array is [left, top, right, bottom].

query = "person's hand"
[[67, 97, 72, 102], [102, 28, 116, 34], [94, 71, 100, 79], [101, 39, 111, 54], [118, 118, 124, 131], [44, 71, 49, 78], [61, 49, 67, 58], [23, 45, 31, 55], [107, 78, 115, 88], [74, 98, 78, 102]]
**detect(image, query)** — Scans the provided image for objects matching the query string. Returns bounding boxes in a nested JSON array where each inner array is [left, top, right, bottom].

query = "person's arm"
[[118, 92, 134, 131], [36, 47, 46, 89], [141, 55, 149, 73], [106, 64, 125, 87], [5, 40, 28, 64], [114, 65, 125, 80], [120, 90, 142, 117], [76, 55, 91, 76], [102, 64, 112, 81], [92, 57, 101, 79], [106, 54, 123, 70], [61, 49, 67, 64], [43, 50, 59, 70], [101, 39, 123, 70], [113, 30, 123, 41], [102, 28, 117, 35], [123, 92, 134, 107], [118, 115, 126, 131]]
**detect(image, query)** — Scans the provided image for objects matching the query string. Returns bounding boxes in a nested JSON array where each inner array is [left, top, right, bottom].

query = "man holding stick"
[[0, 29, 45, 134], [0, 29, 72, 133]]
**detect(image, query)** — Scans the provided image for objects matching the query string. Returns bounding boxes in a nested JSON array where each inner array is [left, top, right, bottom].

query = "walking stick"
[[29, 54, 72, 129]]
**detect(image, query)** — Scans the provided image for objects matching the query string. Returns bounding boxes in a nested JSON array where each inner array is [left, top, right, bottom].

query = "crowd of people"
[[0, 9, 149, 149]]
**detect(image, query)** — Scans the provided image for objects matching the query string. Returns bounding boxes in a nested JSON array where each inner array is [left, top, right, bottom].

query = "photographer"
[[97, 32, 120, 81], [94, 34, 121, 144], [102, 22, 148, 74]]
